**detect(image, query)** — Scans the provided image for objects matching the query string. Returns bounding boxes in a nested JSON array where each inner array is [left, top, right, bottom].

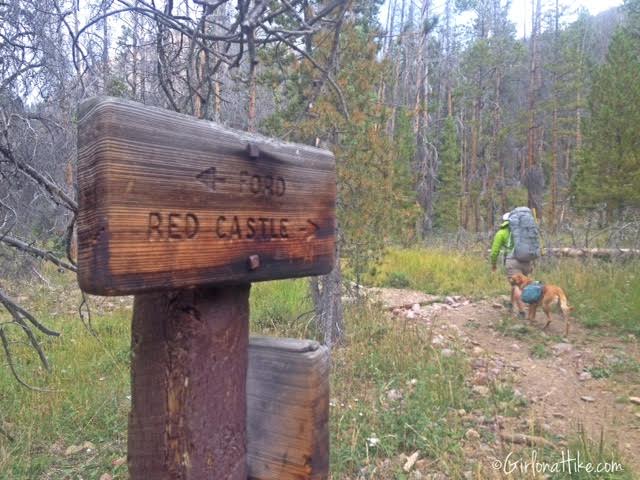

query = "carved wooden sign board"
[[77, 97, 336, 295]]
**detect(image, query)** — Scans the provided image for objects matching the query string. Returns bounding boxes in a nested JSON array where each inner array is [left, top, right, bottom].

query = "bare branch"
[[3, 308, 51, 371], [0, 328, 53, 392], [264, 27, 350, 121], [0, 144, 77, 213], [0, 197, 17, 236], [0, 235, 77, 272], [79, 292, 97, 337], [0, 287, 61, 338]]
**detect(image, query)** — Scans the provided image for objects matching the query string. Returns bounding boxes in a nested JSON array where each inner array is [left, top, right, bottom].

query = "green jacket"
[[490, 221, 513, 266]]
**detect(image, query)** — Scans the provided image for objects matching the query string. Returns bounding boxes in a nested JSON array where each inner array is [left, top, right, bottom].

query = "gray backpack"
[[508, 207, 540, 262]]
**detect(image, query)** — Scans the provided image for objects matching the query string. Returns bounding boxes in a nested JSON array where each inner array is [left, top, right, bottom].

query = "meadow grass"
[[362, 247, 506, 298], [0, 288, 131, 479], [249, 278, 314, 338], [536, 257, 640, 335], [531, 428, 635, 480], [329, 301, 470, 478]]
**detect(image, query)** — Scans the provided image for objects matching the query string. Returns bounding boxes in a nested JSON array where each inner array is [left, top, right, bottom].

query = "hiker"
[[490, 208, 541, 316]]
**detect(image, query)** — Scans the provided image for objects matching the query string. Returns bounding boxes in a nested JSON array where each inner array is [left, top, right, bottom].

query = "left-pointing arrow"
[[196, 167, 225, 191]]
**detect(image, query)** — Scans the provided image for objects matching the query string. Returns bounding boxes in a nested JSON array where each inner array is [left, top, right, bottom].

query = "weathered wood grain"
[[128, 286, 249, 480], [77, 97, 336, 295], [247, 336, 330, 480]]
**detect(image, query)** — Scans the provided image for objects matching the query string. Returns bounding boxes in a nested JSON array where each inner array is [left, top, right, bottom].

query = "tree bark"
[[461, 106, 470, 230], [470, 98, 480, 232], [526, 0, 543, 219], [414, 0, 433, 234], [312, 231, 343, 349], [550, 0, 559, 230], [550, 99, 559, 229], [488, 65, 502, 229]]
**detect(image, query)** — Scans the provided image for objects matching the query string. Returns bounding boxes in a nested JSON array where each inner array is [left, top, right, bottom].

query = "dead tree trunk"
[[526, 0, 543, 220], [549, 0, 560, 230], [414, 0, 434, 234]]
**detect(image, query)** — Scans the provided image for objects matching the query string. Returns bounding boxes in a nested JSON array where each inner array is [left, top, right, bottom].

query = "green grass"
[[588, 352, 640, 382], [495, 313, 536, 339], [531, 343, 551, 359], [537, 258, 640, 335], [364, 247, 506, 298], [250, 278, 314, 338], [0, 300, 131, 478], [536, 427, 634, 479], [329, 302, 472, 478]]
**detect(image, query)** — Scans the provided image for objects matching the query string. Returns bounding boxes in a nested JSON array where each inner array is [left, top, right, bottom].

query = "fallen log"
[[544, 247, 640, 258]]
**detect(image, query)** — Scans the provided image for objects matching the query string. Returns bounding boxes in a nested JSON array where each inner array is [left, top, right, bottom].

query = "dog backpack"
[[507, 207, 541, 262], [521, 281, 544, 304]]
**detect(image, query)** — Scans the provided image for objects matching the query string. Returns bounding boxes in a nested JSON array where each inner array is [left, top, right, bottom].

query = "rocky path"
[[370, 288, 640, 477]]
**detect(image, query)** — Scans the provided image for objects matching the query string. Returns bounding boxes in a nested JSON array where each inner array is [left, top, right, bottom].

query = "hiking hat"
[[502, 212, 510, 221]]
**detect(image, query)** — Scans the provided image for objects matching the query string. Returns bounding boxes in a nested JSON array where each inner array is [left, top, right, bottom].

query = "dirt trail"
[[371, 288, 640, 476]]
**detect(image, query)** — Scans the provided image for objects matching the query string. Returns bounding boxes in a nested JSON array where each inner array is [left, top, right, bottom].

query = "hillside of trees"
[[1, 0, 640, 345]]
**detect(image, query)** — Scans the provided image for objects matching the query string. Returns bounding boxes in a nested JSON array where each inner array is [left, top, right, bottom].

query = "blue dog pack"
[[521, 282, 544, 304]]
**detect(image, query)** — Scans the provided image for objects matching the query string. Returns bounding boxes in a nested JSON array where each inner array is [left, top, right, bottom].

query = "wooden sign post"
[[76, 97, 335, 479]]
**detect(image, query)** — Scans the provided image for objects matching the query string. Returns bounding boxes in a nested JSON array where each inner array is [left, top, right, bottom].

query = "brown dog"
[[509, 273, 572, 336]]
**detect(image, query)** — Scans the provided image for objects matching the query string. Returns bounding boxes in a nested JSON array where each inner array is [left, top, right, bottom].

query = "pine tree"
[[574, 26, 640, 220], [262, 19, 399, 343], [390, 108, 421, 245]]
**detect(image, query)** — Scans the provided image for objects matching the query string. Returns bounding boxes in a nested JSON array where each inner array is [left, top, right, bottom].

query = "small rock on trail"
[[552, 342, 573, 355], [465, 429, 480, 441], [472, 385, 490, 397], [579, 371, 593, 381], [403, 451, 420, 472]]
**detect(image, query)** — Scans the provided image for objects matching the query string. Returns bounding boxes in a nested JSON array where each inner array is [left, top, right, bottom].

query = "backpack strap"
[[502, 230, 512, 265]]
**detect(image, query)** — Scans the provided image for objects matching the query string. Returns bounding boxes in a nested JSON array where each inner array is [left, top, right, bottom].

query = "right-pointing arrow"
[[300, 220, 319, 241]]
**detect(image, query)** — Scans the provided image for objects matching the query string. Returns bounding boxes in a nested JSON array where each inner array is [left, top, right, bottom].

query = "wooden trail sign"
[[77, 97, 335, 295], [76, 97, 335, 480]]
